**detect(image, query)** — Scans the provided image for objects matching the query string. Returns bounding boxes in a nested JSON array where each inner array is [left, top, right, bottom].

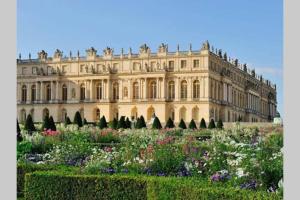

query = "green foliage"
[[188, 119, 197, 130], [98, 116, 108, 129], [152, 117, 162, 129], [199, 118, 207, 129], [49, 116, 56, 131], [24, 114, 36, 134], [73, 111, 83, 127], [217, 119, 224, 129], [64, 116, 72, 126], [17, 141, 32, 160], [17, 119, 22, 142], [117, 116, 126, 129], [110, 118, 118, 129], [42, 115, 51, 130], [208, 119, 216, 129], [178, 119, 187, 129], [125, 117, 131, 129], [165, 118, 175, 129]]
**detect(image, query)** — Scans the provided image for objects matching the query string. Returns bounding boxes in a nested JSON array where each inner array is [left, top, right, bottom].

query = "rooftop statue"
[[158, 43, 168, 53], [201, 40, 210, 50], [103, 47, 113, 56], [139, 43, 150, 54]]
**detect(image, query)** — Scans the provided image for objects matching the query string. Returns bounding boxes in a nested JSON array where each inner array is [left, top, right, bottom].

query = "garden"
[[17, 112, 283, 199]]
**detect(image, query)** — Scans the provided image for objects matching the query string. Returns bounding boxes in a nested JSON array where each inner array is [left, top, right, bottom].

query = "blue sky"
[[17, 0, 283, 116]]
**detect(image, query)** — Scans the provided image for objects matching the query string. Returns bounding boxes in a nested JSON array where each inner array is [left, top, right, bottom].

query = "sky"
[[17, 0, 283, 116]]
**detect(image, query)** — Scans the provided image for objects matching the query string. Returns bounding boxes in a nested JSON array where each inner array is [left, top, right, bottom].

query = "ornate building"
[[17, 41, 277, 124]]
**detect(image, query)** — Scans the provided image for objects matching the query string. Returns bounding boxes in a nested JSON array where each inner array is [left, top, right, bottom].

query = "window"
[[95, 108, 100, 121], [21, 85, 27, 102], [168, 81, 175, 99], [181, 60, 187, 68], [96, 82, 102, 100], [168, 61, 174, 71], [80, 84, 85, 100], [149, 81, 157, 99], [181, 80, 187, 99], [62, 84, 67, 101], [46, 84, 51, 101], [193, 80, 200, 98], [193, 59, 199, 68], [133, 82, 139, 99], [123, 87, 128, 98], [31, 85, 36, 102], [113, 82, 119, 100]]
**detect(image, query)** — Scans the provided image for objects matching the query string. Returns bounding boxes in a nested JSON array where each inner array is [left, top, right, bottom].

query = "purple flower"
[[240, 180, 258, 190], [157, 172, 166, 176]]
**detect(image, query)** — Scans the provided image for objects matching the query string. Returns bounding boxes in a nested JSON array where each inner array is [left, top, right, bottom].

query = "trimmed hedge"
[[24, 171, 282, 200]]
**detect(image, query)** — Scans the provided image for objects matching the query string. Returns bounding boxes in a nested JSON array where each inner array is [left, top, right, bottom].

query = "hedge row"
[[24, 171, 282, 200]]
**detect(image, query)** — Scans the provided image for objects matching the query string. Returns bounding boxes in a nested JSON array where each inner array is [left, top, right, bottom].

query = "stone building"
[[16, 41, 277, 124]]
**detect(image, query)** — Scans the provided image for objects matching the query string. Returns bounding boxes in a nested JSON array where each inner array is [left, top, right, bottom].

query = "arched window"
[[168, 81, 175, 100], [179, 107, 187, 121], [80, 84, 85, 100], [180, 80, 187, 99], [95, 108, 100, 121], [169, 107, 175, 121], [113, 82, 119, 100], [133, 82, 139, 99], [21, 85, 27, 102], [149, 81, 157, 99], [193, 80, 200, 99], [62, 84, 67, 101], [31, 85, 36, 102], [46, 84, 51, 101], [192, 107, 199, 121], [131, 107, 138, 120], [123, 87, 128, 98], [96, 82, 102, 100], [20, 109, 26, 122], [147, 106, 155, 121], [61, 109, 67, 122]]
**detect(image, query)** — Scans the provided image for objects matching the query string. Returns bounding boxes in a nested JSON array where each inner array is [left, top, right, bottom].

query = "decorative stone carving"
[[86, 47, 97, 57], [139, 43, 150, 54], [201, 40, 210, 50], [243, 63, 247, 72], [234, 59, 238, 67], [158, 43, 168, 53], [103, 47, 113, 56], [71, 88, 76, 98], [54, 49, 63, 59], [38, 50, 47, 60]]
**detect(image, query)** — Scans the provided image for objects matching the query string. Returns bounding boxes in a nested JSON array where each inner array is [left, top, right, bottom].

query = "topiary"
[[139, 115, 147, 128], [117, 116, 126, 129], [125, 117, 131, 129], [83, 118, 88, 125], [17, 119, 22, 142], [199, 118, 207, 129], [165, 118, 175, 129], [178, 119, 187, 129], [188, 119, 197, 130], [42, 114, 51, 131], [111, 118, 118, 129], [73, 111, 83, 127], [135, 117, 141, 129], [208, 119, 216, 129], [98, 116, 108, 129], [64, 116, 72, 126], [217, 119, 224, 129], [152, 117, 162, 129], [24, 114, 36, 134], [49, 116, 56, 131]]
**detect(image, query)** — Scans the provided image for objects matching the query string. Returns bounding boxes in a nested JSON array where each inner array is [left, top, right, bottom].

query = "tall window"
[[168, 81, 175, 99], [181, 80, 187, 99], [46, 84, 51, 101], [168, 61, 174, 71], [193, 59, 199, 68], [21, 85, 27, 102], [96, 82, 102, 100], [113, 82, 119, 100], [31, 85, 36, 102], [181, 60, 187, 69], [133, 82, 139, 99], [95, 108, 100, 121], [62, 84, 67, 101], [80, 84, 85, 100], [149, 81, 157, 99], [193, 80, 200, 99]]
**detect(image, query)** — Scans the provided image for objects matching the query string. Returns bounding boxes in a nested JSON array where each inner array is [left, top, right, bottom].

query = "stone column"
[[128, 79, 132, 100], [119, 80, 123, 100], [17, 82, 21, 102], [36, 82, 40, 102], [162, 77, 165, 100], [144, 78, 147, 99], [90, 80, 93, 100], [26, 83, 31, 103], [156, 78, 159, 99], [67, 81, 72, 100], [85, 80, 88, 100], [175, 78, 179, 100], [51, 81, 55, 101], [205, 77, 209, 98], [188, 77, 192, 101], [40, 82, 44, 102], [56, 81, 60, 101], [101, 80, 104, 100]]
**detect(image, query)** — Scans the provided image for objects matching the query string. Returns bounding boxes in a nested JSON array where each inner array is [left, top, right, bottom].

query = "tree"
[[165, 118, 175, 129], [139, 115, 147, 128], [83, 118, 88, 125], [17, 119, 22, 142], [42, 115, 51, 130], [73, 111, 83, 127], [199, 118, 207, 129], [217, 119, 224, 129], [64, 116, 72, 126], [49, 116, 56, 131], [208, 119, 216, 129], [117, 116, 126, 129], [188, 119, 197, 130], [24, 114, 36, 134], [111, 118, 118, 129], [98, 116, 108, 129], [152, 117, 162, 129], [125, 117, 131, 129], [178, 119, 187, 129]]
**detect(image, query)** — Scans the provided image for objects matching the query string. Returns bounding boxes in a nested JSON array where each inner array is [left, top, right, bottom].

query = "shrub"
[[17, 141, 32, 160], [152, 117, 162, 129], [178, 119, 187, 129], [64, 116, 72, 126], [135, 117, 141, 129], [24, 114, 36, 134], [98, 116, 108, 129], [217, 119, 224, 129], [139, 115, 147, 128], [42, 115, 51, 130], [125, 117, 131, 129], [208, 119, 216, 129], [83, 118, 88, 125], [165, 118, 175, 129], [49, 116, 56, 131], [117, 116, 126, 129], [200, 118, 207, 129], [110, 118, 118, 129], [188, 119, 197, 130], [17, 119, 22, 142], [73, 111, 83, 127]]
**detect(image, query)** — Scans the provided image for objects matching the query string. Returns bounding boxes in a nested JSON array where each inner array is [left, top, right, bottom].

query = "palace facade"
[[17, 41, 277, 124]]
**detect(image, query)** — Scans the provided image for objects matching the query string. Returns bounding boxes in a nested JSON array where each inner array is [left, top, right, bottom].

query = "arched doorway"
[[147, 106, 155, 121], [192, 106, 199, 121], [131, 107, 138, 120], [179, 106, 187, 121]]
